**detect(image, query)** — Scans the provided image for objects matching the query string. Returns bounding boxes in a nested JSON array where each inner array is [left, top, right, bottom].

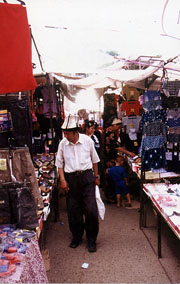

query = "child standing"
[[107, 155, 132, 208]]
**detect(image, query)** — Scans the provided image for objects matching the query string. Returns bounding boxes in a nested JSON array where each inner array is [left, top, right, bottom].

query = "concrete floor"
[[45, 192, 180, 283]]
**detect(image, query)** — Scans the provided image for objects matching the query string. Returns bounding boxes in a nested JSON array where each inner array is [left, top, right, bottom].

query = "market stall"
[[137, 83, 180, 258], [0, 2, 51, 281]]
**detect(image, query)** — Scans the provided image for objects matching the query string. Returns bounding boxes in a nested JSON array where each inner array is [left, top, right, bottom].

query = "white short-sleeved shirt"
[[55, 133, 100, 173]]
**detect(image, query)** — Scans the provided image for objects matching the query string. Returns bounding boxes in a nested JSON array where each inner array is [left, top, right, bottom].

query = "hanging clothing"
[[142, 122, 167, 137], [163, 81, 180, 96], [141, 148, 166, 171], [167, 108, 180, 119], [0, 3, 36, 94], [143, 90, 161, 102], [128, 128, 137, 141], [139, 109, 167, 132], [142, 100, 162, 112], [167, 133, 180, 143], [41, 86, 58, 118], [166, 151, 180, 173], [121, 100, 142, 116], [0, 95, 33, 154], [121, 85, 140, 101], [140, 135, 166, 156], [122, 115, 141, 133], [161, 94, 180, 109]]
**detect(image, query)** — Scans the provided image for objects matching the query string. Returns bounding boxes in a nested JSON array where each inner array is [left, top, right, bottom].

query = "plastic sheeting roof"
[[25, 0, 180, 75]]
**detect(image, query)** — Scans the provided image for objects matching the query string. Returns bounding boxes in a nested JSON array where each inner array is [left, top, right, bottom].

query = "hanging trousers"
[[65, 169, 99, 242]]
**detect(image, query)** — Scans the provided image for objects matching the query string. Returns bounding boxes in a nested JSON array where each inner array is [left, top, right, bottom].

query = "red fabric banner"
[[0, 3, 37, 94]]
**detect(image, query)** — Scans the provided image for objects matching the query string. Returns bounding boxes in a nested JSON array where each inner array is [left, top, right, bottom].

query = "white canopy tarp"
[[26, 0, 180, 107], [25, 0, 180, 75], [52, 61, 164, 91]]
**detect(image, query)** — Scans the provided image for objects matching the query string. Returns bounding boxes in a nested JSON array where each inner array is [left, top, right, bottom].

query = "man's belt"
[[65, 169, 92, 176]]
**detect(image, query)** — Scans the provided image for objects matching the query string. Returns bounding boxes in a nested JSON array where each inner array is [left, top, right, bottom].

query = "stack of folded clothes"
[[143, 183, 180, 230]]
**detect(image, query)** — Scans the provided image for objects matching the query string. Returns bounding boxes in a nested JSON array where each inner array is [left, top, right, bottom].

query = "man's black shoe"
[[88, 241, 96, 252], [69, 239, 82, 248]]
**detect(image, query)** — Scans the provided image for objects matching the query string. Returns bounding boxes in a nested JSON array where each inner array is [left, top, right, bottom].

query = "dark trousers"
[[65, 170, 99, 243]]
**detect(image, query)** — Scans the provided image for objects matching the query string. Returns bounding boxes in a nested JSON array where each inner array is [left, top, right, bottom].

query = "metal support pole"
[[157, 212, 162, 258], [139, 186, 143, 229], [46, 74, 55, 160], [140, 171, 146, 229]]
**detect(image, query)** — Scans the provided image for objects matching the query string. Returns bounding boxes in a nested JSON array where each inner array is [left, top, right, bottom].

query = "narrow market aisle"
[[45, 194, 180, 283]]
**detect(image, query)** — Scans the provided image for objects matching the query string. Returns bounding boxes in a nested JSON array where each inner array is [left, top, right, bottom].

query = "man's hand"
[[60, 178, 69, 193], [95, 176, 100, 186]]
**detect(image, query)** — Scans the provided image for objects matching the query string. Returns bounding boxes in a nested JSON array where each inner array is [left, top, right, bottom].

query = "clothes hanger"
[[16, 0, 26, 5], [2, 0, 25, 4]]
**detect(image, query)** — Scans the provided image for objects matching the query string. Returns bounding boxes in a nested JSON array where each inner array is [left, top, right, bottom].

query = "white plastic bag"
[[95, 185, 105, 220]]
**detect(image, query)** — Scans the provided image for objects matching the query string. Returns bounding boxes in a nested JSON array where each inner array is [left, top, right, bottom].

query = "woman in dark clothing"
[[84, 120, 101, 157]]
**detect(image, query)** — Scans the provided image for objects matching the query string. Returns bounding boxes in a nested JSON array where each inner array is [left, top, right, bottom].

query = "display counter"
[[140, 182, 180, 257]]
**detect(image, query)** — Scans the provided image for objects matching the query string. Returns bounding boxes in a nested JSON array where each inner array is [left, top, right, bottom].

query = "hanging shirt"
[[163, 81, 180, 96], [140, 135, 166, 156], [128, 128, 137, 141], [141, 148, 166, 171], [121, 100, 142, 116], [139, 109, 167, 132], [122, 115, 141, 133], [143, 90, 161, 102], [41, 86, 58, 118], [142, 122, 167, 137], [142, 100, 162, 112]]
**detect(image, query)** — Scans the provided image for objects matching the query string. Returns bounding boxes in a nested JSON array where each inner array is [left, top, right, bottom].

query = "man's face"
[[63, 130, 78, 143], [112, 124, 121, 131]]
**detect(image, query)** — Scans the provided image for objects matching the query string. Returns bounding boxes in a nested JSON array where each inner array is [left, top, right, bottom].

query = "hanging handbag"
[[15, 184, 39, 230], [0, 181, 39, 230]]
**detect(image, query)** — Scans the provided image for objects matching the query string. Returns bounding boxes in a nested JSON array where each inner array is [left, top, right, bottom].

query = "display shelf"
[[33, 153, 59, 251]]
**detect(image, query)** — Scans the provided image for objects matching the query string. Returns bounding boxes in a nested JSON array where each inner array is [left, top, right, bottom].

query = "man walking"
[[55, 114, 100, 252]]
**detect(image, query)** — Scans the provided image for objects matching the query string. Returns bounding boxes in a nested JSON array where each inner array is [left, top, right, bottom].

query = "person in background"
[[84, 120, 101, 157], [55, 114, 100, 253], [103, 117, 136, 203], [94, 122, 102, 148], [105, 117, 136, 160], [83, 119, 106, 189], [106, 154, 132, 208]]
